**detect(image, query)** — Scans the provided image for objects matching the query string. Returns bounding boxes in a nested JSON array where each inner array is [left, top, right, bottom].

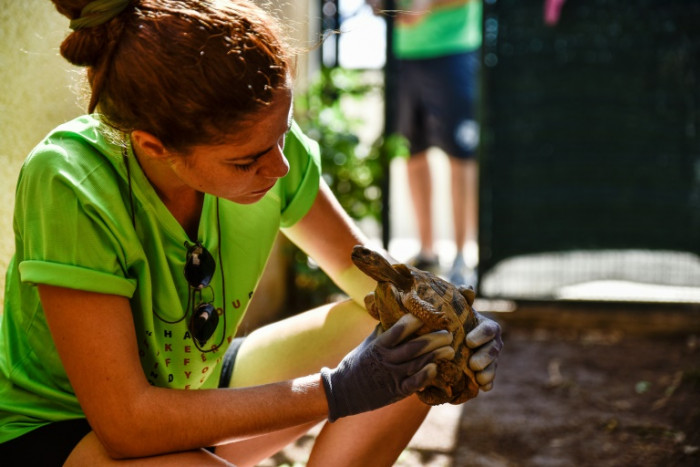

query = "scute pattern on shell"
[[351, 245, 480, 405]]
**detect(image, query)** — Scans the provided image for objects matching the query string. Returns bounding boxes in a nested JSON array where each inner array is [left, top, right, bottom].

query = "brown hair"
[[52, 0, 294, 152]]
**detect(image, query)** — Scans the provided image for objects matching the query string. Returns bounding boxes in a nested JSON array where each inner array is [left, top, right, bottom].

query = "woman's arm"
[[281, 179, 387, 306], [38, 285, 328, 459]]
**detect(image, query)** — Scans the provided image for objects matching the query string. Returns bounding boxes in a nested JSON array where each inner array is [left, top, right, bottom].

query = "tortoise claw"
[[459, 285, 476, 306]]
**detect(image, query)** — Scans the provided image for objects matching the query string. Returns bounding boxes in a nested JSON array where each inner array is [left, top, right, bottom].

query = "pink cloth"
[[544, 0, 566, 25]]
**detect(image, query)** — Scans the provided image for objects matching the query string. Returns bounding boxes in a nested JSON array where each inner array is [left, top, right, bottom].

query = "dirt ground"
[[452, 325, 700, 467], [264, 305, 699, 467]]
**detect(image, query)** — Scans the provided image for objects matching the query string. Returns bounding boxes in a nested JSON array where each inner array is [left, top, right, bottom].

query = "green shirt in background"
[[394, 0, 482, 59], [0, 115, 321, 443]]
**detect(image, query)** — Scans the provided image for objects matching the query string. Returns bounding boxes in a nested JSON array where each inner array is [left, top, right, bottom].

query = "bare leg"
[[449, 157, 478, 255], [308, 395, 430, 467], [228, 300, 376, 388], [406, 151, 435, 258], [216, 396, 430, 467], [213, 422, 321, 467], [217, 300, 389, 466]]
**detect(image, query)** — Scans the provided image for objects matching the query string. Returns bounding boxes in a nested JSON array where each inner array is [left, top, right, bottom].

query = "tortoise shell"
[[351, 245, 480, 405]]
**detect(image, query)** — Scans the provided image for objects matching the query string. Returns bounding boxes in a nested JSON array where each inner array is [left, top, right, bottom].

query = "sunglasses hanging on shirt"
[[183, 240, 227, 351], [123, 147, 227, 353]]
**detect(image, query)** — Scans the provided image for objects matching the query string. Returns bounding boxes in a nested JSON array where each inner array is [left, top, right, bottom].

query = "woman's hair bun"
[[51, 0, 126, 67], [60, 28, 110, 67]]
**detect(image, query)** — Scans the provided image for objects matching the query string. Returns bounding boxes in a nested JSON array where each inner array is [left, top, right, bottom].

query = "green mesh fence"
[[478, 0, 700, 299]]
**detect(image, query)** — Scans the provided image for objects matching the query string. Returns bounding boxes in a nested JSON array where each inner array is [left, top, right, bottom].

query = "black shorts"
[[0, 337, 246, 464], [396, 50, 481, 159], [0, 418, 92, 466]]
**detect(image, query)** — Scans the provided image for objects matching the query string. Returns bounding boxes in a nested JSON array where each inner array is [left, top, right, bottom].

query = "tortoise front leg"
[[363, 292, 381, 321], [401, 292, 450, 331]]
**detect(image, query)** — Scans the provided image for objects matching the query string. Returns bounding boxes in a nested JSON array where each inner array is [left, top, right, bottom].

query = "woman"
[[0, 0, 502, 465]]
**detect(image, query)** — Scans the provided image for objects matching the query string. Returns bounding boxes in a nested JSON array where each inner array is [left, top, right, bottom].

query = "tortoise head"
[[351, 245, 413, 288]]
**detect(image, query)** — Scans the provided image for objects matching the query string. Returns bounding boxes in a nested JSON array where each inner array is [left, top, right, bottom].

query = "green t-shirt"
[[0, 115, 321, 442], [394, 0, 482, 59]]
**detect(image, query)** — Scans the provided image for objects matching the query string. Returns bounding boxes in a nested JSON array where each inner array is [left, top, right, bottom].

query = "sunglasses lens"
[[190, 303, 219, 346], [185, 243, 216, 289]]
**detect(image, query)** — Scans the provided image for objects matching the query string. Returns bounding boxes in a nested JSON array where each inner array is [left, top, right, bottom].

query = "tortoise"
[[351, 245, 480, 405]]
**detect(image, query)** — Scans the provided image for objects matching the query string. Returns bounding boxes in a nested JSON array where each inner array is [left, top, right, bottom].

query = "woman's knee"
[[230, 300, 376, 388], [308, 396, 430, 467]]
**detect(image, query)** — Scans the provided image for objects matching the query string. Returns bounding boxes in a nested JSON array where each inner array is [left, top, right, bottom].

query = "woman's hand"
[[465, 312, 503, 391], [321, 314, 454, 421]]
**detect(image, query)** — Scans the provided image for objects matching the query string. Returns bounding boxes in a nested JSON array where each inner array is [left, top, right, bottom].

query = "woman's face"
[[166, 88, 293, 204]]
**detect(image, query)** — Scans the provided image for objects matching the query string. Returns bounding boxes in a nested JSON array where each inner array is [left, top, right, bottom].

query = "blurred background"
[[1, 0, 699, 465], [2, 0, 698, 317]]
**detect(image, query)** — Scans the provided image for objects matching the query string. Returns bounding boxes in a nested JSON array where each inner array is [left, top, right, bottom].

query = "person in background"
[[0, 0, 502, 465], [373, 0, 482, 286]]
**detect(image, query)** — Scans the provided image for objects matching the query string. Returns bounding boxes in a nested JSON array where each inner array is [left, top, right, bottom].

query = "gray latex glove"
[[321, 313, 454, 422], [466, 311, 503, 391]]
